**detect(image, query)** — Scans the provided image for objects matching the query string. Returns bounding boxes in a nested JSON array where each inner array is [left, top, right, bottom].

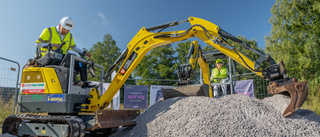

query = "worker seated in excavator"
[[210, 59, 230, 97], [32, 16, 92, 87]]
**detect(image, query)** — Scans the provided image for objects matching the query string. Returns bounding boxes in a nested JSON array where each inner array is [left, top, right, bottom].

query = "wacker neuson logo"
[[47, 94, 65, 103]]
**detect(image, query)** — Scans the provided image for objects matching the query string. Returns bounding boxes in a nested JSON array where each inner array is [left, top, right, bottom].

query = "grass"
[[0, 97, 15, 134], [0, 97, 14, 123]]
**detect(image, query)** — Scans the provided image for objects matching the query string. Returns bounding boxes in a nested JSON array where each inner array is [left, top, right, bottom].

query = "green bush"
[[302, 79, 320, 115]]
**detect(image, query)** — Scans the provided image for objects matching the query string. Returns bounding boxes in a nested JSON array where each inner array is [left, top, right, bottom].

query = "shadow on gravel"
[[110, 97, 185, 137], [288, 109, 320, 123]]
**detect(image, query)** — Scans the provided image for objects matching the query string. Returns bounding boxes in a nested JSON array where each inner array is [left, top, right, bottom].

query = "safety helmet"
[[60, 17, 74, 30], [216, 59, 223, 64]]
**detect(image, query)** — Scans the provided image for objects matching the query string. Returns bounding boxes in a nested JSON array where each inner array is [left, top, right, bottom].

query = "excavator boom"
[[97, 17, 308, 117]]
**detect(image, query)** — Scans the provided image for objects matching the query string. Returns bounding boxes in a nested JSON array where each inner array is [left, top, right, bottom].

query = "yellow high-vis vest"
[[210, 67, 227, 83], [36, 27, 76, 57]]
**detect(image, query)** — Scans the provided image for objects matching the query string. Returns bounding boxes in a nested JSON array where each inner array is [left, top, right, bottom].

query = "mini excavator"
[[3, 17, 308, 137]]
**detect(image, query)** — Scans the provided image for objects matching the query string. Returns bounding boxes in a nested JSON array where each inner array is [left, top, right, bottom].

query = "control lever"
[[78, 48, 89, 58], [88, 63, 96, 77], [54, 42, 66, 53]]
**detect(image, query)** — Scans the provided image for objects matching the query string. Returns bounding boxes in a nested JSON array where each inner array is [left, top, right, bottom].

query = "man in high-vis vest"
[[35, 16, 91, 58], [35, 17, 91, 86], [210, 59, 229, 97]]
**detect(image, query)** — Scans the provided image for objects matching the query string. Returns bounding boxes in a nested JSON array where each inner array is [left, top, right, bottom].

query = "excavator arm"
[[95, 17, 308, 117]]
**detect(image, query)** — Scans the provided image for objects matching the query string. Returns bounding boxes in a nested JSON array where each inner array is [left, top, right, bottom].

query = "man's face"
[[216, 62, 223, 69], [59, 25, 70, 35]]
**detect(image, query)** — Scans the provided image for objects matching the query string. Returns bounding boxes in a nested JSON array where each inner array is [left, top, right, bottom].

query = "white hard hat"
[[60, 17, 74, 30]]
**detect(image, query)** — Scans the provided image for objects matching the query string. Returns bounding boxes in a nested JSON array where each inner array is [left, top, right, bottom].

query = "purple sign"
[[234, 79, 254, 97], [124, 85, 149, 109]]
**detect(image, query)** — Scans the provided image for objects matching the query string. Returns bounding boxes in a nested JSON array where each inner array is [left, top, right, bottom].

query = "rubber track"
[[13, 114, 86, 137]]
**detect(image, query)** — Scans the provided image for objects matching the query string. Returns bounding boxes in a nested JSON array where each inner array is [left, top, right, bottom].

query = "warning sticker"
[[20, 83, 45, 94], [120, 68, 126, 74]]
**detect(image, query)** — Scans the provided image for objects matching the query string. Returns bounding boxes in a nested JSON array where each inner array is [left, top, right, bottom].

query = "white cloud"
[[97, 13, 109, 25]]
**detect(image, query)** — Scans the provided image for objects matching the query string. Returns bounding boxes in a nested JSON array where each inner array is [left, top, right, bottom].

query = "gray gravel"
[[111, 94, 320, 137]]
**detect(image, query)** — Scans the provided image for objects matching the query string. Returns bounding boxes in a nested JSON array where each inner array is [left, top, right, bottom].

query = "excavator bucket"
[[267, 80, 308, 117], [88, 110, 140, 130], [162, 84, 210, 100]]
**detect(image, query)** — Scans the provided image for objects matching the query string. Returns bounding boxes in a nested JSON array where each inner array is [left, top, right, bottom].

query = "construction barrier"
[[0, 57, 20, 128]]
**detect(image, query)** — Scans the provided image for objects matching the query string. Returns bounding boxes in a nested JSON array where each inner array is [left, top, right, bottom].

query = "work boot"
[[75, 81, 84, 86], [214, 91, 218, 97], [213, 85, 219, 97]]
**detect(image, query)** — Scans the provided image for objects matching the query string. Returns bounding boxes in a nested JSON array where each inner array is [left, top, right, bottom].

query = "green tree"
[[133, 44, 178, 85], [226, 36, 268, 98], [228, 36, 267, 74], [175, 40, 207, 81], [266, 0, 320, 80], [89, 34, 121, 82], [176, 40, 191, 64], [203, 45, 215, 52], [265, 0, 320, 114], [201, 37, 266, 75]]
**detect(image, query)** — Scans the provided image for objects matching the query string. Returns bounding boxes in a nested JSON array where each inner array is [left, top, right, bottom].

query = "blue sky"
[[0, 0, 275, 69]]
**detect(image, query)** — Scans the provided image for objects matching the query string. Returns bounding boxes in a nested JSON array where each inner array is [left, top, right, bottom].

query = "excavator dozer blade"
[[162, 83, 210, 100], [88, 110, 140, 130], [267, 80, 308, 117]]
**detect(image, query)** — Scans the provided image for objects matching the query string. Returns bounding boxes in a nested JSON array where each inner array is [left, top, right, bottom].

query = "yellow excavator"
[[3, 17, 308, 137], [98, 16, 308, 117]]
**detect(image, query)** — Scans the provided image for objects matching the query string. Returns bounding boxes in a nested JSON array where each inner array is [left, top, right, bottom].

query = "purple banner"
[[124, 85, 149, 109], [234, 79, 254, 97]]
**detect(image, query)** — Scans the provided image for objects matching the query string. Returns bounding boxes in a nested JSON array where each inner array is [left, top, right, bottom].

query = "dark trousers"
[[74, 61, 87, 83]]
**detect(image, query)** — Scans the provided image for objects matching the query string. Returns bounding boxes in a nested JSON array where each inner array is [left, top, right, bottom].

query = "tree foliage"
[[176, 40, 191, 64], [133, 44, 178, 85], [176, 40, 208, 81], [89, 34, 121, 82], [266, 0, 320, 80], [265, 0, 320, 114], [228, 36, 267, 74]]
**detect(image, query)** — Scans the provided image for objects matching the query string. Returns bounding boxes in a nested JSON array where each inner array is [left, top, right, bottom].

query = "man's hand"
[[51, 44, 60, 47]]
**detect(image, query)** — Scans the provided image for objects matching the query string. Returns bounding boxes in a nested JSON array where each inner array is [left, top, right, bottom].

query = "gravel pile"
[[111, 94, 320, 137]]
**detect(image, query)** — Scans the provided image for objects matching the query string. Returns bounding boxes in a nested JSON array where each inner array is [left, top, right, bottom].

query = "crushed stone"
[[111, 94, 320, 137]]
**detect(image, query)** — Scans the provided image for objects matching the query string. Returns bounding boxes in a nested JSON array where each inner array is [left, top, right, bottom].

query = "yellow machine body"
[[20, 66, 63, 94]]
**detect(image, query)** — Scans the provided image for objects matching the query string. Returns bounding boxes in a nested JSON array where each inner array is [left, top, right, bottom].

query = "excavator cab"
[[18, 53, 104, 113], [202, 50, 236, 96], [177, 63, 193, 83], [164, 49, 237, 99], [5, 50, 139, 136]]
